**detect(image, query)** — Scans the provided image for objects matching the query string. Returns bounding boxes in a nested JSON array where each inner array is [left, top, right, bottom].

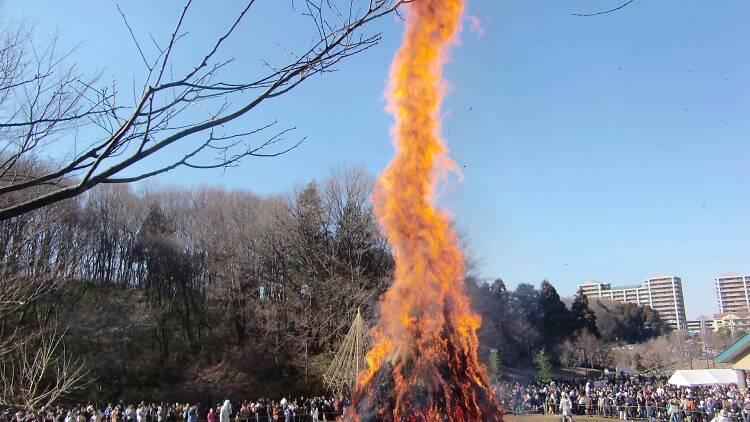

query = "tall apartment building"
[[578, 275, 688, 331], [715, 273, 750, 314]]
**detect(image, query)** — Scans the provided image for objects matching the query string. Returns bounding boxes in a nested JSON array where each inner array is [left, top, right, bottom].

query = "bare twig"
[[573, 0, 637, 17], [0, 0, 409, 220]]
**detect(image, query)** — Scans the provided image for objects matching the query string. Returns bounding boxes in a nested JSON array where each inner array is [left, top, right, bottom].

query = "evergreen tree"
[[511, 283, 542, 332], [509, 283, 543, 359], [571, 288, 600, 338], [490, 279, 509, 316], [468, 278, 512, 366], [486, 279, 510, 347], [538, 281, 571, 354], [642, 305, 671, 337], [535, 348, 553, 383], [488, 348, 501, 383], [512, 283, 540, 319]]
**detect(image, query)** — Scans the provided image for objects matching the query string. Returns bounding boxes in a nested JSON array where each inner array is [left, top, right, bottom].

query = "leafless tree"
[[0, 0, 409, 220], [559, 330, 613, 369], [0, 327, 88, 409], [0, 183, 91, 406], [0, 165, 394, 399]]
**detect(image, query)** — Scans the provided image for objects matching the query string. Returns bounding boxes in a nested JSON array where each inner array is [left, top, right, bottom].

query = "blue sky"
[[6, 0, 750, 319]]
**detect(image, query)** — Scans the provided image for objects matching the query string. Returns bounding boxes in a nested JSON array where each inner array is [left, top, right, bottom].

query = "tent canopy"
[[668, 369, 738, 386]]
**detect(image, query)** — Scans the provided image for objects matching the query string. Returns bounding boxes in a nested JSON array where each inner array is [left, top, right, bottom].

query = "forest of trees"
[[466, 279, 671, 372], [0, 168, 395, 405], [0, 164, 674, 407], [0, 0, 413, 405]]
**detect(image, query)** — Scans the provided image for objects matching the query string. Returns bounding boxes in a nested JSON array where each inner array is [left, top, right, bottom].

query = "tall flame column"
[[347, 0, 503, 421]]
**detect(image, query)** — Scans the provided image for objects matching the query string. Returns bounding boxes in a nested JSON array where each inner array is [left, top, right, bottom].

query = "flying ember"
[[346, 0, 503, 421]]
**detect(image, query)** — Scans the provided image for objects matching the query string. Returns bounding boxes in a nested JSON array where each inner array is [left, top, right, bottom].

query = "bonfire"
[[346, 0, 503, 421]]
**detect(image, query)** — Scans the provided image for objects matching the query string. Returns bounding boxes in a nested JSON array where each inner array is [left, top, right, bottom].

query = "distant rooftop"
[[610, 284, 642, 290], [579, 280, 605, 286], [648, 274, 679, 280], [579, 275, 681, 290], [714, 311, 750, 319], [717, 272, 747, 279]]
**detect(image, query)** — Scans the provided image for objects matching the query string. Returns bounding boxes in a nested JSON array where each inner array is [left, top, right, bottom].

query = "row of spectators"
[[0, 397, 350, 422], [8, 373, 750, 422], [497, 374, 749, 422]]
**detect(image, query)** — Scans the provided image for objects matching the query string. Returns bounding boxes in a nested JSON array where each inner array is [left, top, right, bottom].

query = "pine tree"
[[539, 281, 571, 353], [571, 288, 600, 338], [536, 348, 553, 383]]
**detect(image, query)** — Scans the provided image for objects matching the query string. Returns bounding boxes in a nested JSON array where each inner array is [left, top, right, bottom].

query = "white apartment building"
[[578, 275, 688, 331], [716, 273, 750, 314]]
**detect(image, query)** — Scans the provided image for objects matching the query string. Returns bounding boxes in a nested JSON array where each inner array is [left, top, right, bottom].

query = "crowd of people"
[[0, 397, 350, 422], [498, 373, 750, 422], [6, 372, 750, 422]]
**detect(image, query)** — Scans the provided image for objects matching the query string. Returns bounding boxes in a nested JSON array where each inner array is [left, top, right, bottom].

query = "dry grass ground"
[[506, 414, 614, 422]]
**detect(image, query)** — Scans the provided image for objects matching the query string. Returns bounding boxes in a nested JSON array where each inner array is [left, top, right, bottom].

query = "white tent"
[[668, 369, 738, 386]]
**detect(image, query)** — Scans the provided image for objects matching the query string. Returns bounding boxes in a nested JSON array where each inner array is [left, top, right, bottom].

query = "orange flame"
[[347, 0, 502, 421]]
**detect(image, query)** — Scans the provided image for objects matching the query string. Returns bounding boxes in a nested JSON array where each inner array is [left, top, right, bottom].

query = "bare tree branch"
[[0, 327, 89, 409], [573, 0, 637, 17], [0, 0, 409, 220]]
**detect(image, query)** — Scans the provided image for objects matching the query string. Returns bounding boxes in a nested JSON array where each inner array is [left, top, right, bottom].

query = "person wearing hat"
[[219, 401, 232, 422]]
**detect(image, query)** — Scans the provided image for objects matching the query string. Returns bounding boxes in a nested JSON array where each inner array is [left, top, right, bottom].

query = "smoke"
[[467, 15, 485, 40]]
